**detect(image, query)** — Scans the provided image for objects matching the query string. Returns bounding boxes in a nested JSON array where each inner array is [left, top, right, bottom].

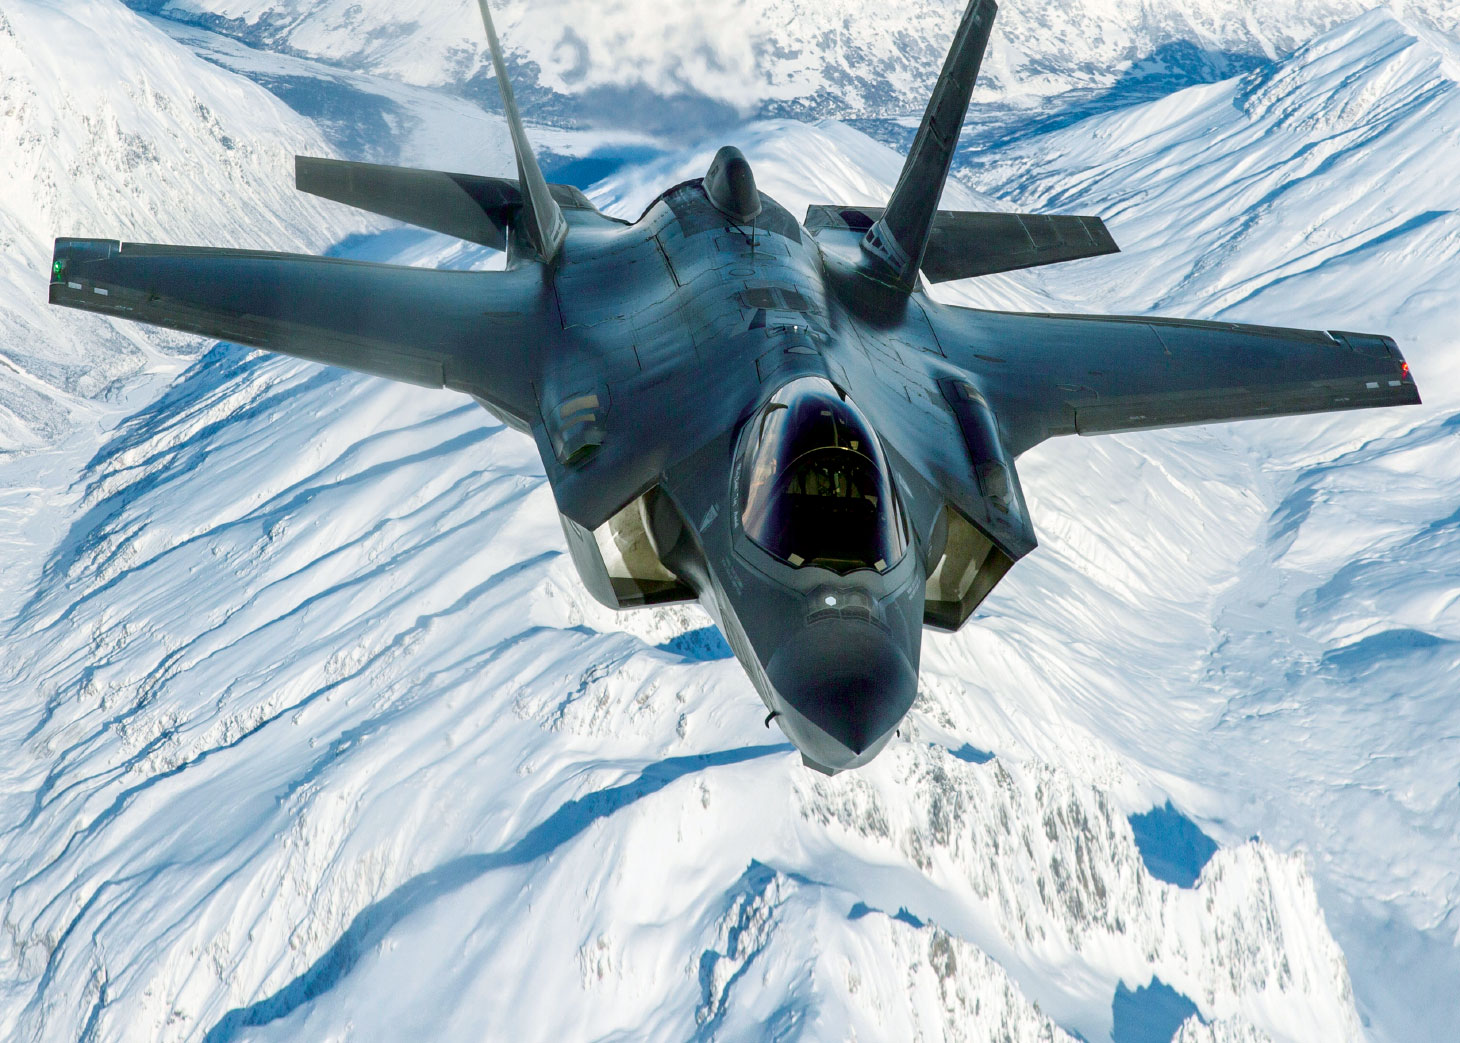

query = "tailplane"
[[809, 205, 1118, 282], [295, 156, 599, 252], [861, 0, 997, 290]]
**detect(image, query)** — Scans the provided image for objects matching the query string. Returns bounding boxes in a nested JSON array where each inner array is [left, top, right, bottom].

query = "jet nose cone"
[[765, 617, 918, 770]]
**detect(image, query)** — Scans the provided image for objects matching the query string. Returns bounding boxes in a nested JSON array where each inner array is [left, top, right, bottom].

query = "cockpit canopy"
[[736, 377, 907, 575]]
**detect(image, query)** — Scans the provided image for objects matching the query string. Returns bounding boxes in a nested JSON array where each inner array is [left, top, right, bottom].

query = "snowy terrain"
[[2, 1, 1458, 1042], [122, 0, 1460, 124], [142, 17, 659, 172], [0, 0, 358, 613]]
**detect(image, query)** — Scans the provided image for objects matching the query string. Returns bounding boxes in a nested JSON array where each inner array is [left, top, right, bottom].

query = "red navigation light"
[[1402, 361, 1411, 376]]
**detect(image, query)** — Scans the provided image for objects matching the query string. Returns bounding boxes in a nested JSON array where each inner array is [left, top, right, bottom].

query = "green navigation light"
[[51, 259, 65, 281]]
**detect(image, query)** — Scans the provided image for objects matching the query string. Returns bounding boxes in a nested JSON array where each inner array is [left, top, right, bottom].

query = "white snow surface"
[[129, 0, 1460, 115], [941, 10, 1460, 1038], [2, 4, 1458, 1043], [0, 0, 349, 456], [143, 16, 659, 172]]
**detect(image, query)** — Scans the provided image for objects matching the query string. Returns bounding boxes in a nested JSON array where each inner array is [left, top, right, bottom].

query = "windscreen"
[[738, 377, 906, 574]]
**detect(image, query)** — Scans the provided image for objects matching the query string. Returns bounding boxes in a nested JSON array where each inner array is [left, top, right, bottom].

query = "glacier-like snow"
[[120, 0, 1460, 121], [0, 0, 350, 455], [1, 3, 1457, 1042]]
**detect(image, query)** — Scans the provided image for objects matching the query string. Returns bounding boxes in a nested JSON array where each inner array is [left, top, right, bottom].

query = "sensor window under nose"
[[737, 377, 907, 575]]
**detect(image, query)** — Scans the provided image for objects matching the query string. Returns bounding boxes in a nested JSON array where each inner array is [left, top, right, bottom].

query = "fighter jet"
[[48, 0, 1420, 774]]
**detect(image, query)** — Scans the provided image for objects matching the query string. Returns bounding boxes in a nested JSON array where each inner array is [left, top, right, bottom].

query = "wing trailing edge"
[[861, 0, 997, 290], [807, 205, 1118, 281]]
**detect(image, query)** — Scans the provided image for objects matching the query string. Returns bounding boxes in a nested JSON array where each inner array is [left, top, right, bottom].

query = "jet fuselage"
[[540, 181, 935, 772], [48, 0, 1421, 777]]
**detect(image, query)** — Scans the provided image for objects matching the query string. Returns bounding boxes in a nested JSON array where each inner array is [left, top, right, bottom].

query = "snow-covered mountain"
[[2, 2, 1457, 1042], [939, 10, 1460, 1039], [124, 0, 1460, 125], [138, 16, 658, 173], [0, 0, 350, 458]]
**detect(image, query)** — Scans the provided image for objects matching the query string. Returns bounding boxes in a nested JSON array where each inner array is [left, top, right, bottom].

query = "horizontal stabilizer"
[[807, 205, 1118, 282], [296, 156, 596, 252]]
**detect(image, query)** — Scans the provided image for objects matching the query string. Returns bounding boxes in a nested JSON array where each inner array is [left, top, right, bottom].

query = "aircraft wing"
[[49, 238, 547, 425], [931, 305, 1421, 455]]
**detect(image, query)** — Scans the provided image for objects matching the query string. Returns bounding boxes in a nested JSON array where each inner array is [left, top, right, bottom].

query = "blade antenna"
[[476, 0, 567, 263], [861, 0, 997, 292]]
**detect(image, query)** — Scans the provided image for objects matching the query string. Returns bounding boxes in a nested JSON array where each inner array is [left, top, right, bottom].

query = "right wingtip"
[[50, 236, 114, 282], [49, 241, 65, 288], [1091, 216, 1121, 256]]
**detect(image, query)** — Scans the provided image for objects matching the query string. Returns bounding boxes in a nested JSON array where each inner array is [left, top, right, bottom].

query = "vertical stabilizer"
[[862, 0, 997, 290], [476, 0, 567, 263]]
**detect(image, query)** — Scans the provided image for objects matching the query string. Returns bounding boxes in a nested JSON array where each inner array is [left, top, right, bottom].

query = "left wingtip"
[[49, 238, 121, 305]]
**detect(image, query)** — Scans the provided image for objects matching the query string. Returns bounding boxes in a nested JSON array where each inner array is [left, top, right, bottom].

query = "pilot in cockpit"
[[737, 377, 907, 575]]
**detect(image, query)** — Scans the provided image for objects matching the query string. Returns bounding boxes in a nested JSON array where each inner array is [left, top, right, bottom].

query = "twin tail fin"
[[295, 1, 575, 264], [475, 0, 567, 263], [861, 0, 998, 290]]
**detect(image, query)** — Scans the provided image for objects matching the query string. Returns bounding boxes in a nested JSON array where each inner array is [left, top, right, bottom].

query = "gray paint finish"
[[47, 0, 1420, 774]]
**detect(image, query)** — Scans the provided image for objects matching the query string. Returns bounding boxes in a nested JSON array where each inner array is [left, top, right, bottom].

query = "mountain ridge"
[[1, 4, 1456, 1042]]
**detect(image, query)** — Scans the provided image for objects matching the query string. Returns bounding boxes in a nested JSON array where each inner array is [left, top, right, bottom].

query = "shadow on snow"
[[201, 743, 791, 1042], [1128, 802, 1218, 889], [1112, 977, 1203, 1043]]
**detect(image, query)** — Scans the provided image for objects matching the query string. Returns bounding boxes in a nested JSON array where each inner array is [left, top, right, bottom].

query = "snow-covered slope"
[[125, 0, 1460, 122], [0, 263, 1362, 1043], [939, 9, 1460, 1039], [140, 16, 658, 173], [0, 0, 347, 458], [2, 4, 1457, 1043]]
